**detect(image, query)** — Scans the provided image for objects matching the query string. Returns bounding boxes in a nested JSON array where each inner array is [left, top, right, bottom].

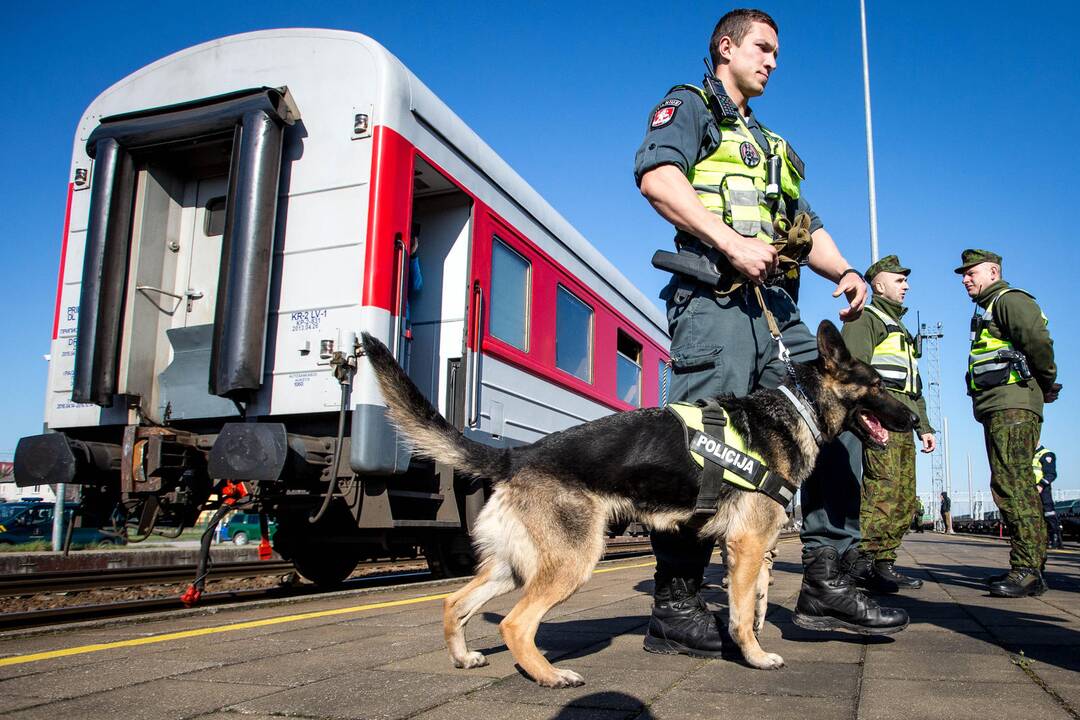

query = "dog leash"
[[752, 285, 824, 445]]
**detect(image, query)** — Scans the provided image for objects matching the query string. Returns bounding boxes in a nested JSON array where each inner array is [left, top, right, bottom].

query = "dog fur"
[[360, 321, 915, 687]]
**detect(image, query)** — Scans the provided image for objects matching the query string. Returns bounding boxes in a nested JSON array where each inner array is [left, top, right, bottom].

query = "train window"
[[490, 237, 531, 350], [556, 286, 593, 382], [616, 331, 641, 406], [657, 358, 671, 405], [204, 196, 227, 236]]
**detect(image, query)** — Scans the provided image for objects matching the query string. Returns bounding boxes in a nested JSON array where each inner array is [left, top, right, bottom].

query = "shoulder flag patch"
[[651, 104, 678, 129]]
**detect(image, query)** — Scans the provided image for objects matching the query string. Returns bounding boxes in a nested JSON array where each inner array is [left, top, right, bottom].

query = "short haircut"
[[710, 9, 779, 67]]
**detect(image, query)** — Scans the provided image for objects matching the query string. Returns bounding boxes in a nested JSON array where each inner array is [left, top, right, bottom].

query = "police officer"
[[634, 9, 907, 655], [841, 255, 935, 593], [957, 249, 1060, 597], [1033, 446, 1063, 549]]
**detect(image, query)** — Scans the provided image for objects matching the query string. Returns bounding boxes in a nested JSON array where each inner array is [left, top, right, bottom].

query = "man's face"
[[873, 271, 909, 304], [720, 22, 779, 98], [961, 262, 999, 298]]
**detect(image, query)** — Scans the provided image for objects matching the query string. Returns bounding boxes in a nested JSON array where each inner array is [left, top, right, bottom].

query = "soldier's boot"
[[792, 547, 908, 635], [988, 568, 1048, 598], [874, 560, 923, 590], [982, 570, 1011, 585], [842, 548, 899, 594], [643, 577, 725, 658]]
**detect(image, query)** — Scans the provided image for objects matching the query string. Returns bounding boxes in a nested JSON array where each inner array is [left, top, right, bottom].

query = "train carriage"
[[14, 29, 669, 583]]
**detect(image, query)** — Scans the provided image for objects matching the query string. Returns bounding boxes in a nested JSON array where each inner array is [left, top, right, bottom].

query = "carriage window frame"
[[555, 285, 593, 383], [489, 236, 531, 351], [616, 331, 642, 407], [204, 196, 227, 236]]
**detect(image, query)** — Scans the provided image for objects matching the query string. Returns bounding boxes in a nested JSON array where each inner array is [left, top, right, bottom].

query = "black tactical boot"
[[988, 568, 1048, 598], [982, 570, 1010, 585], [842, 548, 899, 594], [793, 547, 908, 634], [874, 560, 923, 589], [1049, 530, 1064, 549], [643, 577, 725, 658]]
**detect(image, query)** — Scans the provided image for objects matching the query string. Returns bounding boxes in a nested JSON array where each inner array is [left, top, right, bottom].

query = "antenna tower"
[[920, 319, 945, 526]]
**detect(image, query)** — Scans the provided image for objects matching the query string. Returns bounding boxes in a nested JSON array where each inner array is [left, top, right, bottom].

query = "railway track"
[[0, 538, 656, 631]]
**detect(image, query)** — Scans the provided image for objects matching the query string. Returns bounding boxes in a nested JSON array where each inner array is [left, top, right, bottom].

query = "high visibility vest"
[[1033, 446, 1050, 484], [676, 85, 803, 244], [667, 402, 771, 493], [967, 287, 1045, 392], [865, 304, 921, 397]]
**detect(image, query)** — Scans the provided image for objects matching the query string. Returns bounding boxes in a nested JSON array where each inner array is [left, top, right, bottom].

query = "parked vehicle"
[[219, 512, 277, 546], [12, 30, 669, 585], [0, 501, 124, 547]]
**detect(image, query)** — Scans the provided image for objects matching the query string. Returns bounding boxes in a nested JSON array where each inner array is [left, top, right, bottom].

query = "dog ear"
[[817, 320, 852, 369]]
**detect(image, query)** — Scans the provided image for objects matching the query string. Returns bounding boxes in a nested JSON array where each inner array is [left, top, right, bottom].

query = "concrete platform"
[[0, 534, 1076, 720]]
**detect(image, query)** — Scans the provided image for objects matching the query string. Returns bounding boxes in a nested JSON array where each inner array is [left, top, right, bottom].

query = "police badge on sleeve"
[[650, 98, 682, 129]]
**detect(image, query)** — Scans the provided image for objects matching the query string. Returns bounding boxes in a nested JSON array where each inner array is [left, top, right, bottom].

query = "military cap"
[[954, 248, 1002, 274], [865, 254, 910, 281]]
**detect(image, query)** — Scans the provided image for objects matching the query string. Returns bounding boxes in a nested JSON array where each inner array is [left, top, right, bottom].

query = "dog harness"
[[667, 399, 798, 519]]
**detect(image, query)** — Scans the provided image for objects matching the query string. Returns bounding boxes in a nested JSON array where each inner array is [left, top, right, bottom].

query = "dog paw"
[[539, 668, 585, 688], [453, 651, 488, 669], [747, 652, 785, 670]]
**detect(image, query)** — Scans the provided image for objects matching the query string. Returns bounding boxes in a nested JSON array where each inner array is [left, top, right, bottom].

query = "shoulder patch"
[[651, 104, 678, 129], [785, 144, 805, 178]]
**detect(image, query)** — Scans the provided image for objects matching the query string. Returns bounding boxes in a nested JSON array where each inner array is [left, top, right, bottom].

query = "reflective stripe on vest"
[[865, 304, 921, 396], [667, 402, 769, 493], [674, 85, 803, 244], [967, 287, 1045, 392], [1033, 446, 1049, 484]]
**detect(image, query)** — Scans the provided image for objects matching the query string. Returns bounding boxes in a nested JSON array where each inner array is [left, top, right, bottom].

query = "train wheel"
[[291, 544, 360, 587], [423, 531, 476, 578], [274, 503, 361, 588]]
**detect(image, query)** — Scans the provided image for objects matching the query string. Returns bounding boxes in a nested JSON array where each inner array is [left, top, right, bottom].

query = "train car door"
[[404, 157, 473, 428], [177, 176, 227, 328]]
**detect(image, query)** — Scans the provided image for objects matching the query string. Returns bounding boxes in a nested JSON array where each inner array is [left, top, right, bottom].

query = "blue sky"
[[2, 1, 1077, 503]]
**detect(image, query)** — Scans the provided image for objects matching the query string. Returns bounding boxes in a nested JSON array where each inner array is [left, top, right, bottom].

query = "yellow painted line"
[[0, 552, 667, 668]]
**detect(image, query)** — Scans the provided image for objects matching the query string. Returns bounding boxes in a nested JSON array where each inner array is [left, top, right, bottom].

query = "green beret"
[[954, 248, 1002, 274], [865, 254, 910, 281]]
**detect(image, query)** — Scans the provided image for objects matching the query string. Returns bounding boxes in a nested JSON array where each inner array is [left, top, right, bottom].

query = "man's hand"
[[723, 235, 778, 284], [1044, 382, 1062, 403], [834, 272, 867, 321], [920, 433, 936, 454]]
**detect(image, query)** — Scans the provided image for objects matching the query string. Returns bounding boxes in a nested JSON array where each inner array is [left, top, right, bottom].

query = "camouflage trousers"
[[858, 429, 917, 561], [982, 409, 1046, 569]]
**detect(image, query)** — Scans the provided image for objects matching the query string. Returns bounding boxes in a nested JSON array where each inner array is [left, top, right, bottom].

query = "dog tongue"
[[861, 412, 890, 444]]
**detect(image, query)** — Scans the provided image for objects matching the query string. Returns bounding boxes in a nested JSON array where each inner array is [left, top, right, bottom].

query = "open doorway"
[[404, 157, 473, 424]]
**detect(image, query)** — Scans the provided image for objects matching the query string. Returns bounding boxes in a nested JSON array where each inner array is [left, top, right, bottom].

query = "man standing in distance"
[[841, 255, 935, 593], [634, 9, 907, 656], [958, 249, 1059, 597]]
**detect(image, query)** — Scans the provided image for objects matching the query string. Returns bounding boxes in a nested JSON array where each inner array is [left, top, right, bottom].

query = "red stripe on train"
[[51, 182, 74, 340]]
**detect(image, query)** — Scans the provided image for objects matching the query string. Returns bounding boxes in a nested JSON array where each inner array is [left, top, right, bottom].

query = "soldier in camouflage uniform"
[[957, 249, 1060, 598], [841, 256, 936, 593]]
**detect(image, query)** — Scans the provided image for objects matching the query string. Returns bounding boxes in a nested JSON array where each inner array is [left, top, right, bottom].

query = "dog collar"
[[778, 385, 824, 445]]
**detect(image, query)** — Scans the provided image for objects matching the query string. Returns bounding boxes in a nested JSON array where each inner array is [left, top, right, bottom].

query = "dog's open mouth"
[[858, 411, 890, 448]]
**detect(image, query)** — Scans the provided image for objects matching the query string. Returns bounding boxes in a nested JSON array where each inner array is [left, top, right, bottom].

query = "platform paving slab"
[[0, 534, 1075, 720]]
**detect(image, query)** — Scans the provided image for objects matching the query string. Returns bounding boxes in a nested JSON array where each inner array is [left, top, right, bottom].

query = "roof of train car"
[[78, 28, 669, 342]]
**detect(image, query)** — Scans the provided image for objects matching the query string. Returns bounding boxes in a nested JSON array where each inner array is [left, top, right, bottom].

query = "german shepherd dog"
[[360, 321, 915, 687]]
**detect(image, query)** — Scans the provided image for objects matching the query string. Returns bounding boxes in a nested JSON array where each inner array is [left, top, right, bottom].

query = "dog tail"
[[360, 332, 510, 479]]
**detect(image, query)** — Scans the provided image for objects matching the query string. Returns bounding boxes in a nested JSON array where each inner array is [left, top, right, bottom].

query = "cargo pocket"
[[671, 346, 722, 374]]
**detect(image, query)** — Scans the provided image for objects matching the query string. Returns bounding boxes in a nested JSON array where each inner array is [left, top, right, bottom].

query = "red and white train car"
[[15, 29, 668, 582]]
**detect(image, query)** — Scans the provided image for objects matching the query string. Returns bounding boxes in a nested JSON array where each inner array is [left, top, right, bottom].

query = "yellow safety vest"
[[676, 85, 803, 244], [1033, 446, 1050, 484], [967, 287, 1045, 392], [667, 402, 771, 493], [865, 304, 921, 397]]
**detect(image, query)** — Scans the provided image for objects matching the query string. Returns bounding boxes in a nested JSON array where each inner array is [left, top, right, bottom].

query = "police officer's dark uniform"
[[1034, 446, 1063, 549], [634, 79, 906, 655]]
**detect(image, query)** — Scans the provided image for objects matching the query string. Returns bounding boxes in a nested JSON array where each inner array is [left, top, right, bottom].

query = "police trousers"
[[652, 280, 862, 585]]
